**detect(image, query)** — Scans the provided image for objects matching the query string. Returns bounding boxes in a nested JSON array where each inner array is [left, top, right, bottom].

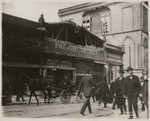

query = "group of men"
[[77, 66, 149, 119]]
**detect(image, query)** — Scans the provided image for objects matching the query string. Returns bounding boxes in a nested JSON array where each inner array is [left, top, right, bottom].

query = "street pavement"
[[2, 95, 148, 119]]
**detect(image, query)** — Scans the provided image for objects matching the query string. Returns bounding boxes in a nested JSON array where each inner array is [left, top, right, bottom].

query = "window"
[[100, 11, 110, 34], [143, 5, 148, 33], [82, 15, 91, 31]]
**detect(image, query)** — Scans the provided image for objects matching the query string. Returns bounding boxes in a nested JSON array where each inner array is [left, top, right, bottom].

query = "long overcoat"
[[78, 75, 97, 97], [97, 81, 109, 95]]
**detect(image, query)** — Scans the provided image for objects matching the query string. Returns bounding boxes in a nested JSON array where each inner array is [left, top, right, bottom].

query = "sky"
[[2, 2, 85, 22], [2, 0, 143, 22]]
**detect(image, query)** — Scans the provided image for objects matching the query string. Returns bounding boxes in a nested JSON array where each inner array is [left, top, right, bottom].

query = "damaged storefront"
[[2, 13, 124, 96]]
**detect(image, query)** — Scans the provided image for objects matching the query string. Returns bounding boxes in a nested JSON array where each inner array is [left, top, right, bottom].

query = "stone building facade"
[[58, 2, 148, 77]]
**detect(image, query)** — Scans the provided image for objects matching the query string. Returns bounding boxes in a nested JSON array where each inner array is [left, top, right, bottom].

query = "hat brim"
[[127, 69, 134, 72]]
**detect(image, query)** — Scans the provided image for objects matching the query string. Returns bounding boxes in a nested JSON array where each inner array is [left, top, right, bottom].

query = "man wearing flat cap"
[[124, 66, 142, 119], [114, 69, 127, 115]]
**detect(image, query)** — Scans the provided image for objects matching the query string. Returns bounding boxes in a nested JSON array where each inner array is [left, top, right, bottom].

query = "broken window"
[[82, 15, 91, 31], [100, 11, 110, 34]]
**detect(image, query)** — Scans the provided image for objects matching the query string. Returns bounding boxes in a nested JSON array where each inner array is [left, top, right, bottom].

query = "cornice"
[[58, 2, 122, 17]]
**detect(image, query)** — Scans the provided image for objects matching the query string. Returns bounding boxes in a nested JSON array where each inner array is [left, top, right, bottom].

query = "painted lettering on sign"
[[45, 38, 105, 61], [55, 39, 102, 56]]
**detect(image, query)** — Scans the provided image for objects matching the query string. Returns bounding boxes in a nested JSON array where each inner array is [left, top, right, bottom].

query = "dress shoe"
[[128, 116, 133, 119], [98, 102, 101, 107], [136, 114, 139, 118], [80, 112, 86, 116], [16, 99, 20, 102], [119, 112, 123, 115], [141, 108, 145, 111]]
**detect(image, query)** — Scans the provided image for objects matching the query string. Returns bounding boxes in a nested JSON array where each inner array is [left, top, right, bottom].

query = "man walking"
[[114, 69, 127, 115], [139, 76, 145, 111], [124, 67, 142, 119], [110, 80, 117, 110], [141, 72, 149, 118], [97, 76, 110, 108], [77, 71, 97, 116]]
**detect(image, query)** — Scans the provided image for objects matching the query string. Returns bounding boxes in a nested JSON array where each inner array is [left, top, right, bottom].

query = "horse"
[[16, 72, 27, 102], [16, 72, 51, 105]]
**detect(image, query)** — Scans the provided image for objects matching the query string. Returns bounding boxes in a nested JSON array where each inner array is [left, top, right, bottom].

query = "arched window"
[[122, 36, 135, 69]]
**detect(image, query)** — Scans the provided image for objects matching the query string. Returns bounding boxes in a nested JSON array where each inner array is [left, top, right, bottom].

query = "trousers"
[[127, 96, 138, 115], [98, 94, 107, 107], [116, 95, 126, 113], [112, 97, 117, 109], [80, 96, 92, 114]]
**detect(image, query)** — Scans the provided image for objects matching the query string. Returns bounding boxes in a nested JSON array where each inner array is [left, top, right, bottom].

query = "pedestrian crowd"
[[77, 66, 149, 119], [2, 66, 149, 119]]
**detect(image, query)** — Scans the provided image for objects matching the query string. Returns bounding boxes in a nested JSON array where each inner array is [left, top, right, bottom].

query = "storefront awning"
[[3, 62, 43, 68], [107, 61, 123, 66], [94, 60, 106, 65], [3, 62, 76, 70], [43, 65, 76, 70]]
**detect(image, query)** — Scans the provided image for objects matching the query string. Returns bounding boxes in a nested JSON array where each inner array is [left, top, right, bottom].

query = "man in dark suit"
[[77, 71, 97, 116], [110, 80, 117, 110], [139, 76, 145, 111], [124, 66, 142, 119], [97, 76, 110, 108], [114, 69, 127, 115]]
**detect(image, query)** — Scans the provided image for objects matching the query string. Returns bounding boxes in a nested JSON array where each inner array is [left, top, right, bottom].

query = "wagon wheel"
[[76, 93, 85, 103], [60, 90, 71, 104]]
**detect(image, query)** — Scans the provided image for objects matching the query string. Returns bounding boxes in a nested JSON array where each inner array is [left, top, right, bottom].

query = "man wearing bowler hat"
[[124, 66, 142, 119]]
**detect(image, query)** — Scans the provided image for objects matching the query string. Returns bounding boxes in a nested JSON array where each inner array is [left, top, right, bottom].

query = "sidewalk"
[[7, 95, 81, 105]]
